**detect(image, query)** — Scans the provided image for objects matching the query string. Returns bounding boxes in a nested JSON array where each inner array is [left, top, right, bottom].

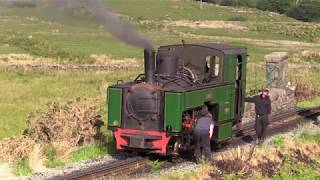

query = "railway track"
[[230, 106, 320, 147], [48, 106, 320, 180], [48, 157, 149, 180]]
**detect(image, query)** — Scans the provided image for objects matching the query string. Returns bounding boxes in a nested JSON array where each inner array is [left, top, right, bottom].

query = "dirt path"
[[0, 163, 17, 180], [0, 53, 141, 70], [177, 32, 320, 48]]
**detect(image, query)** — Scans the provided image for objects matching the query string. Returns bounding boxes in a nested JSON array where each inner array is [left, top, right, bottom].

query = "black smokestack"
[[144, 49, 155, 83]]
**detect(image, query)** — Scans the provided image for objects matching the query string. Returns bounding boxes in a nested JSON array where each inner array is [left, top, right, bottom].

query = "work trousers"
[[193, 129, 211, 160], [255, 114, 269, 139]]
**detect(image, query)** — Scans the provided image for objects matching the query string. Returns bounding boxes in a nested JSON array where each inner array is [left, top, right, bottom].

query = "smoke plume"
[[43, 0, 154, 49]]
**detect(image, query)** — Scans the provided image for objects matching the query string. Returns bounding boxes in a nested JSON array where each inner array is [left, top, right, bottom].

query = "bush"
[[7, 0, 37, 8], [237, 0, 257, 8], [287, 0, 320, 22], [227, 16, 247, 21], [201, 0, 256, 7], [256, 0, 293, 14], [220, 0, 237, 6]]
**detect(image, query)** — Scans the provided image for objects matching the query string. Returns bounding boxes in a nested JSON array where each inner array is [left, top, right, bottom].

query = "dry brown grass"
[[0, 53, 141, 67], [26, 98, 103, 149], [0, 136, 36, 162], [0, 98, 103, 163], [175, 31, 320, 48], [295, 80, 316, 101], [165, 20, 247, 31], [210, 133, 320, 178]]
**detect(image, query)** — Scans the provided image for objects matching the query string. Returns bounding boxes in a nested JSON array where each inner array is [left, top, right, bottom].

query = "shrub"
[[227, 16, 247, 21], [220, 0, 237, 6], [7, 0, 37, 8], [256, 0, 293, 14], [287, 0, 320, 22]]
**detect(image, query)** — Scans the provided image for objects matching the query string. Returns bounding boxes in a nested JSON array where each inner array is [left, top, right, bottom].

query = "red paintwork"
[[114, 128, 172, 155], [183, 116, 196, 130]]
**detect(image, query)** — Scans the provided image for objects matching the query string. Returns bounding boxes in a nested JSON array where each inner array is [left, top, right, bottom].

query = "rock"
[[264, 52, 289, 63]]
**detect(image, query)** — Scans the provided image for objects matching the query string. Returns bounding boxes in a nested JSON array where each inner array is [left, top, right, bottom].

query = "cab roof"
[[158, 43, 247, 54]]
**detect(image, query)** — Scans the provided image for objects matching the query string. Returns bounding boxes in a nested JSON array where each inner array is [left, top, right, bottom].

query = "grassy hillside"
[[0, 0, 319, 139]]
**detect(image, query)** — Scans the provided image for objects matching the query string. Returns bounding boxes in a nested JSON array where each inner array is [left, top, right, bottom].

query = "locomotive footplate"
[[121, 133, 161, 149]]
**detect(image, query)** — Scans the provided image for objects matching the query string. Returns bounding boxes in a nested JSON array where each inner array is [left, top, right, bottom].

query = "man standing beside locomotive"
[[245, 88, 272, 143], [193, 105, 214, 162]]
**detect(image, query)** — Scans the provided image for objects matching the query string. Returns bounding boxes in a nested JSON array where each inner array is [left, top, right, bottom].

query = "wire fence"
[[246, 63, 267, 96]]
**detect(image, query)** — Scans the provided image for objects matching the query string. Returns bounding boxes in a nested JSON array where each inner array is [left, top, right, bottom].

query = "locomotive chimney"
[[144, 49, 156, 83]]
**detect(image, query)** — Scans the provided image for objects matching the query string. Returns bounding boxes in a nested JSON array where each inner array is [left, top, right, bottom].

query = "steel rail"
[[49, 106, 319, 180], [235, 106, 320, 136], [48, 157, 149, 180]]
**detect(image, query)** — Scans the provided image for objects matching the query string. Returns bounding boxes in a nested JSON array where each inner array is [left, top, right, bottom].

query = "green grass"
[[69, 142, 115, 162], [148, 159, 162, 171], [0, 69, 140, 139], [107, 0, 296, 22], [0, 0, 318, 141], [273, 162, 320, 180], [297, 96, 320, 108], [44, 145, 65, 168], [0, 0, 317, 61], [299, 132, 320, 145], [271, 135, 285, 150], [12, 158, 32, 176]]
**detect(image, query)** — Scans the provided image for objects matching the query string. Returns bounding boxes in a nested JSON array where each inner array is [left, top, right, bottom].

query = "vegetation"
[[12, 158, 32, 176], [0, 69, 139, 139], [44, 145, 65, 168], [297, 96, 320, 108], [203, 0, 320, 22], [271, 135, 285, 150], [161, 123, 320, 179], [149, 159, 162, 171], [70, 142, 115, 162], [299, 131, 320, 144], [0, 0, 318, 176]]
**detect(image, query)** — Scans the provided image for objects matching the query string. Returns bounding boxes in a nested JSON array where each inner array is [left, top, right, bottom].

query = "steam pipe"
[[144, 49, 156, 83]]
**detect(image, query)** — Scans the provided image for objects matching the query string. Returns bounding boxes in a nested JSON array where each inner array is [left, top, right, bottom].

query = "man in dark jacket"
[[245, 89, 271, 142], [193, 105, 214, 161]]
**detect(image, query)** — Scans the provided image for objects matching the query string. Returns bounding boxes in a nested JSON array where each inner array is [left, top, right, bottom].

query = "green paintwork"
[[164, 92, 184, 132], [217, 122, 232, 141], [183, 85, 235, 121], [223, 54, 237, 83], [164, 84, 236, 141], [163, 51, 247, 142], [107, 88, 122, 128], [106, 47, 247, 144]]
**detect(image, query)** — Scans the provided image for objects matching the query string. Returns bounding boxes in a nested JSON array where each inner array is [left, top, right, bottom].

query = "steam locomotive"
[[107, 43, 247, 155]]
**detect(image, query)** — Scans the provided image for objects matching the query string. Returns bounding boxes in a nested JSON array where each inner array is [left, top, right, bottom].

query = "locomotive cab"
[[107, 44, 247, 155]]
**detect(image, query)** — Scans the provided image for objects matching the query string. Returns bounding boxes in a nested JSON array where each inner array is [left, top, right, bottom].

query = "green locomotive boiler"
[[107, 43, 247, 155]]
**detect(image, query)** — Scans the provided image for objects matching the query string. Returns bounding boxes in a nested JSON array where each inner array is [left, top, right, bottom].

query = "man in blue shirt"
[[193, 105, 214, 161]]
